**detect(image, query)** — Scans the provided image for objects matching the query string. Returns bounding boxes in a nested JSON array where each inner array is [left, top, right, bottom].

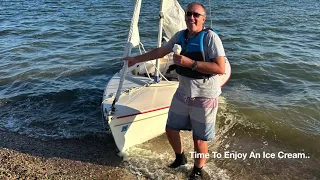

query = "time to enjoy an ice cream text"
[[189, 151, 311, 160]]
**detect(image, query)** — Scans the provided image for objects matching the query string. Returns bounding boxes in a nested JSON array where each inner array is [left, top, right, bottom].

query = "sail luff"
[[111, 0, 142, 112], [154, 0, 164, 83]]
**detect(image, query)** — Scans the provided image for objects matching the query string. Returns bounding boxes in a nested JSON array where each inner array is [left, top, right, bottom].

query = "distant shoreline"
[[0, 130, 135, 179]]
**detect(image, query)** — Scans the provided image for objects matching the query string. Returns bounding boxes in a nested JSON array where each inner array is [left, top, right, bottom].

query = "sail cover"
[[162, 0, 186, 39]]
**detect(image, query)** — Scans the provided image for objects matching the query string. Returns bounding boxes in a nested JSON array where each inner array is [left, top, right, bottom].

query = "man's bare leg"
[[166, 128, 183, 153], [166, 128, 187, 168], [193, 138, 208, 168], [188, 138, 208, 178]]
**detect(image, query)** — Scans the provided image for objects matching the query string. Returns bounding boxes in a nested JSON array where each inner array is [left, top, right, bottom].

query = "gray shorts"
[[166, 91, 218, 141]]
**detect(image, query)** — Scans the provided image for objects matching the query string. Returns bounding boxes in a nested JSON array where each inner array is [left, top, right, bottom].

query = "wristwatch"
[[191, 61, 198, 71]]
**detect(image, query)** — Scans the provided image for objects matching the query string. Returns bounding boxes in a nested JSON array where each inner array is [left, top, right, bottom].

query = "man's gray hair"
[[187, 2, 206, 16]]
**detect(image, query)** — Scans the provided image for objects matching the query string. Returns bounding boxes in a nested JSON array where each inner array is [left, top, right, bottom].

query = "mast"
[[154, 0, 164, 83]]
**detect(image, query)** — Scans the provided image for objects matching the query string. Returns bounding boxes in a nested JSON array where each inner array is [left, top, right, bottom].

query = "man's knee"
[[193, 137, 205, 142], [166, 127, 180, 135], [193, 137, 208, 147]]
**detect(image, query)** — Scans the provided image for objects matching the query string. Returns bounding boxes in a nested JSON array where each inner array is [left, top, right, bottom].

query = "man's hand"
[[123, 57, 139, 67], [173, 54, 193, 68]]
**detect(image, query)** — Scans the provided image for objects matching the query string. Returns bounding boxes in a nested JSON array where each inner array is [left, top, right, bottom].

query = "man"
[[124, 2, 225, 179]]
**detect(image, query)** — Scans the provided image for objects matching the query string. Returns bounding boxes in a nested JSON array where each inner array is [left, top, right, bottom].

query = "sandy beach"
[[0, 130, 135, 179]]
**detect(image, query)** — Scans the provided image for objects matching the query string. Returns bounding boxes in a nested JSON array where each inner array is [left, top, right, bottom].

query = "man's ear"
[[202, 16, 206, 23]]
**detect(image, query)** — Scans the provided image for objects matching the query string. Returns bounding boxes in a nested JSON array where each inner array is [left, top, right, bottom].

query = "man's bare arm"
[[123, 46, 171, 66]]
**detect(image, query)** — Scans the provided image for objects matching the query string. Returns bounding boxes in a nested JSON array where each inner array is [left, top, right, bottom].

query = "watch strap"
[[191, 61, 198, 71]]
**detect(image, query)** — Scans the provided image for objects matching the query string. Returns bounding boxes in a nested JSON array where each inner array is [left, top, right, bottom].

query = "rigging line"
[[139, 42, 152, 80], [138, 42, 172, 83], [138, 41, 173, 83], [209, 0, 213, 27], [146, 60, 174, 84]]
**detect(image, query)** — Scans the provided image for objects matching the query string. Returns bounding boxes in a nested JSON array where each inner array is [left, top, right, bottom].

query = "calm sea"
[[1, 0, 319, 179]]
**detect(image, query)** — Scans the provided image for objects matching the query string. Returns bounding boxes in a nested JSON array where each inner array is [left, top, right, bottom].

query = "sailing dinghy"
[[101, 0, 231, 153]]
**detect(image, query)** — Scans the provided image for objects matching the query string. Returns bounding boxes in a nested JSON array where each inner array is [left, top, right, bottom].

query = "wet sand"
[[0, 130, 135, 179], [213, 128, 320, 180]]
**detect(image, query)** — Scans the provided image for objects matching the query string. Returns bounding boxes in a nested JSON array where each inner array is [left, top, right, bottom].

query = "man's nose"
[[187, 15, 195, 20]]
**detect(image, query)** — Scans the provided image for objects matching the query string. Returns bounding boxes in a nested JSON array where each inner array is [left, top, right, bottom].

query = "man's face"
[[185, 4, 206, 34]]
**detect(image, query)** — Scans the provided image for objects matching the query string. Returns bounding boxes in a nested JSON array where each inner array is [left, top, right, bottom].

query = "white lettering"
[[224, 151, 247, 160], [189, 151, 210, 159], [212, 152, 222, 158], [249, 152, 261, 158], [263, 152, 275, 158], [278, 151, 307, 159]]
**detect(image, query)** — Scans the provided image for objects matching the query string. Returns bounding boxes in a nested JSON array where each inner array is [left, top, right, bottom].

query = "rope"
[[139, 42, 151, 79], [138, 42, 174, 84], [146, 60, 174, 83], [209, 0, 213, 28]]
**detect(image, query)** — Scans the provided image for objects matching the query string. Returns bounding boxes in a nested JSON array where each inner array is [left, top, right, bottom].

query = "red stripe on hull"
[[117, 106, 170, 119]]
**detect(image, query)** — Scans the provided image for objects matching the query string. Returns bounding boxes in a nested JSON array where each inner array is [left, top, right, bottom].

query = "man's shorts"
[[166, 91, 218, 141]]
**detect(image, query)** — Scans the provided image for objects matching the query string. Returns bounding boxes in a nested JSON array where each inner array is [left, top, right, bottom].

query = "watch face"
[[192, 61, 197, 70]]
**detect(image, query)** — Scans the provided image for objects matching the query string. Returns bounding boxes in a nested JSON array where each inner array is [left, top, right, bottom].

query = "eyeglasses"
[[186, 11, 204, 18]]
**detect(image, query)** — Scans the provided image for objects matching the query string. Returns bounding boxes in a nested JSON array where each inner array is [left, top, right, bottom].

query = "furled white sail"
[[124, 0, 141, 53], [162, 0, 186, 39], [111, 0, 142, 111]]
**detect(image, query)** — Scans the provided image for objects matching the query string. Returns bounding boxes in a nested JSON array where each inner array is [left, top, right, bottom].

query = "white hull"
[[102, 73, 178, 152]]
